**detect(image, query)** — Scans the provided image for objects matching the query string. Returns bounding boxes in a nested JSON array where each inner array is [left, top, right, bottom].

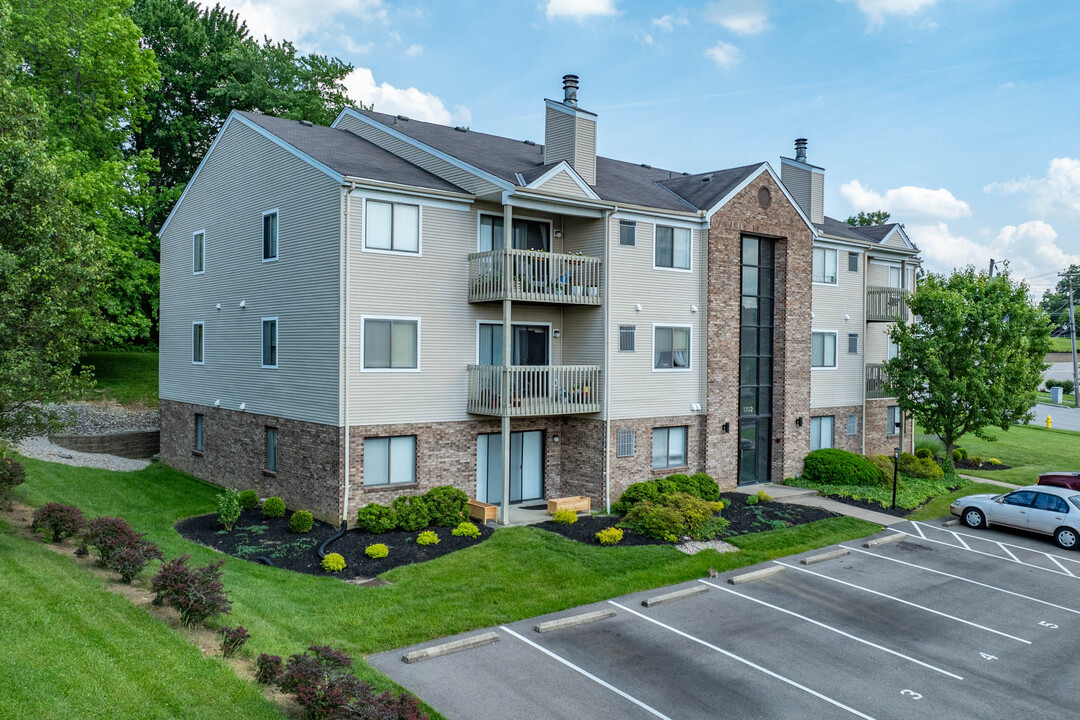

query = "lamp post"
[[891, 446, 900, 510]]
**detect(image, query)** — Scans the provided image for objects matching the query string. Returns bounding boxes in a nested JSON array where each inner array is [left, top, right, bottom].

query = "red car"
[[1038, 472, 1080, 491]]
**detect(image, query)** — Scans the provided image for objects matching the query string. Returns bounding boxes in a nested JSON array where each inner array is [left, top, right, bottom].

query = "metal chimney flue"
[[562, 74, 579, 107], [795, 138, 808, 163]]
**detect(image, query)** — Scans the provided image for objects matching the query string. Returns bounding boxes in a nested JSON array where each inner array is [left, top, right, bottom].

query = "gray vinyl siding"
[[544, 107, 576, 170], [780, 161, 812, 219], [573, 115, 597, 185], [334, 112, 502, 196], [810, 171, 824, 224], [810, 244, 863, 409], [159, 120, 341, 425], [535, 168, 592, 199]]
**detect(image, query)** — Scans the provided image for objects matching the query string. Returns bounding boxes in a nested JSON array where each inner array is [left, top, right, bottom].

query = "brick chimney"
[[544, 74, 597, 185]]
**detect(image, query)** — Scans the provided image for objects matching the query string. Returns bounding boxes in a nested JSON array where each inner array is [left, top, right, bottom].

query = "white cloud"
[[404, 44, 423, 56], [545, 0, 616, 20], [705, 41, 740, 69], [340, 36, 374, 55], [840, 0, 939, 29], [652, 13, 688, 31], [840, 179, 971, 220], [640, 33, 655, 47], [984, 157, 1080, 216], [704, 1, 769, 34], [343, 68, 471, 125], [216, 0, 387, 41]]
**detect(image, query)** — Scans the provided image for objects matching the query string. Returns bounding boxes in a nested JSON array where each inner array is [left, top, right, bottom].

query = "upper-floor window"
[[262, 210, 278, 261], [363, 317, 419, 371], [811, 331, 836, 368], [262, 318, 278, 368], [654, 326, 690, 370], [888, 265, 902, 288], [478, 215, 550, 252], [813, 247, 837, 284], [192, 322, 204, 364], [848, 333, 859, 354], [193, 231, 205, 274], [366, 200, 419, 254], [655, 226, 691, 270], [848, 252, 859, 272], [888, 337, 899, 360], [619, 325, 636, 352], [619, 220, 637, 247]]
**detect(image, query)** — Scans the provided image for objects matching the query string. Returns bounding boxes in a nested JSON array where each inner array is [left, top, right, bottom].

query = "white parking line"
[[841, 545, 1080, 616], [773, 562, 1032, 644], [997, 543, 1020, 563], [911, 522, 927, 539], [953, 532, 972, 551], [911, 521, 1080, 570], [698, 580, 964, 680], [499, 626, 673, 720], [609, 601, 879, 720], [1048, 555, 1076, 577], [894, 529, 1080, 581]]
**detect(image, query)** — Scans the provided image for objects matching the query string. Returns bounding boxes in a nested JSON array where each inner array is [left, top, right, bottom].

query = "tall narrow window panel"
[[619, 220, 637, 246], [811, 332, 836, 368], [887, 406, 901, 435], [846, 415, 858, 436], [192, 322, 204, 364], [848, 252, 859, 272], [616, 429, 635, 457], [848, 333, 859, 354], [652, 426, 687, 469], [193, 231, 204, 273], [265, 427, 278, 472], [262, 211, 278, 261], [364, 436, 416, 485], [809, 416, 834, 451], [194, 415, 204, 452], [366, 200, 420, 253], [812, 247, 837, 284], [363, 318, 419, 370], [654, 226, 691, 269], [618, 325, 636, 352], [654, 326, 690, 369], [262, 319, 278, 367]]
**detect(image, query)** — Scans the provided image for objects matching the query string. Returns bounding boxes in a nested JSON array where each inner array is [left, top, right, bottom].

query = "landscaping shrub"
[[150, 555, 232, 627], [217, 488, 241, 531], [451, 521, 480, 538], [969, 456, 983, 467], [620, 492, 723, 541], [802, 449, 886, 487], [107, 539, 164, 583], [421, 486, 470, 527], [289, 510, 314, 534], [756, 490, 772, 503], [687, 473, 721, 501], [262, 496, 286, 519], [220, 625, 250, 657], [0, 457, 26, 510], [613, 473, 718, 515], [745, 495, 759, 506], [392, 495, 430, 532], [989, 458, 1002, 466], [31, 503, 86, 543], [712, 500, 725, 512], [956, 447, 969, 460], [914, 448, 933, 460], [1046, 378, 1075, 394], [78, 516, 142, 566], [596, 527, 623, 545], [238, 489, 260, 511], [869, 454, 895, 478], [416, 530, 440, 546], [551, 509, 578, 525], [951, 449, 963, 463], [365, 543, 389, 559], [898, 452, 944, 480], [356, 503, 397, 533], [255, 654, 283, 685], [321, 553, 346, 573]]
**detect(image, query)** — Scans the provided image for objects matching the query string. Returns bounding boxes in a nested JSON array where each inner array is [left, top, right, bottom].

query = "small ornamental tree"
[[108, 540, 164, 583], [886, 268, 1050, 465], [217, 489, 241, 531], [0, 457, 26, 510]]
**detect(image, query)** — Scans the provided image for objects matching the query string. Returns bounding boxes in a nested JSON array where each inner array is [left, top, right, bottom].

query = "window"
[[887, 406, 901, 435], [478, 215, 550, 252], [887, 337, 899, 361], [262, 210, 278, 261], [193, 231, 205, 274], [265, 427, 278, 472], [654, 326, 690, 370], [1034, 493, 1069, 513], [366, 200, 420, 253], [364, 436, 416, 486], [809, 416, 834, 451], [888, 266, 902, 288], [619, 220, 637, 246], [845, 415, 858, 436], [616, 429, 636, 457], [194, 415, 204, 452], [652, 426, 687, 469], [363, 318, 419, 370], [848, 333, 859, 354], [1003, 491, 1036, 507], [812, 247, 837, 284], [262, 318, 278, 368], [619, 325, 636, 352], [848, 252, 859, 272], [192, 322, 204, 364], [811, 332, 836, 368], [655, 226, 691, 269]]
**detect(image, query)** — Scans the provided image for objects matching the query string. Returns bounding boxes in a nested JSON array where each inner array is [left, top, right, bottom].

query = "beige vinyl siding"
[[534, 168, 592, 199], [544, 107, 575, 169], [561, 216, 605, 367], [810, 171, 824, 224], [159, 120, 341, 425], [334, 112, 501, 197], [810, 245, 864, 409], [865, 323, 895, 365], [882, 229, 910, 251], [608, 218, 707, 419], [573, 115, 597, 185]]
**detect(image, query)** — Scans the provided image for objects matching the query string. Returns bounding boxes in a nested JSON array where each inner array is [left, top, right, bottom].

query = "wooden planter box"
[[468, 499, 497, 524], [547, 496, 591, 515]]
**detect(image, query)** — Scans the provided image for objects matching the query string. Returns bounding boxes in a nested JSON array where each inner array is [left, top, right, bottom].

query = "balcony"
[[866, 363, 895, 399], [867, 286, 910, 322], [467, 364, 602, 417], [469, 249, 602, 305]]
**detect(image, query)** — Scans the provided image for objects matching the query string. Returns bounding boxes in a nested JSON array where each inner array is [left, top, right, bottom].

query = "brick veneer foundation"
[[809, 405, 864, 455], [607, 415, 708, 503], [864, 399, 914, 457]]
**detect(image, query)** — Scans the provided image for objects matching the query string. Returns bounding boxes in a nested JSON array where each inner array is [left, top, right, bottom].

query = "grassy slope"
[[80, 351, 159, 407], [904, 483, 1009, 521], [14, 457, 878, 717], [947, 424, 1080, 485]]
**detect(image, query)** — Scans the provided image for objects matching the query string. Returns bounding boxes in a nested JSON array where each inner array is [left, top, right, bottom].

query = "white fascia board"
[[525, 160, 602, 200], [704, 163, 818, 237], [885, 225, 916, 250], [780, 156, 826, 174], [505, 193, 606, 219], [544, 98, 598, 119], [814, 235, 867, 251], [334, 108, 515, 192], [343, 178, 472, 211], [612, 209, 707, 230]]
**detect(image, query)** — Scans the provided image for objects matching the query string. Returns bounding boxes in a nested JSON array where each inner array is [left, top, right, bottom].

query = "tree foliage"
[[1037, 264, 1079, 334], [846, 210, 892, 227], [885, 268, 1051, 461]]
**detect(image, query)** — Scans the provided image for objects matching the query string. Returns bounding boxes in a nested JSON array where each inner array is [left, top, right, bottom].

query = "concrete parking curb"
[[800, 548, 850, 565], [863, 532, 906, 548], [535, 610, 616, 633], [641, 586, 708, 607], [402, 632, 500, 663], [942, 519, 960, 527], [728, 566, 785, 585]]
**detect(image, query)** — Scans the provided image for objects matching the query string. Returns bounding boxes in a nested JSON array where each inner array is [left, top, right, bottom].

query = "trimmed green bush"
[[969, 456, 983, 467], [321, 553, 346, 572], [416, 530, 440, 546], [238, 490, 259, 511], [551, 509, 578, 525], [620, 492, 727, 541], [687, 473, 721, 501], [356, 503, 397, 533], [217, 489, 241, 531], [596, 527, 623, 545], [756, 490, 772, 503], [952, 449, 963, 463], [802, 449, 886, 487], [392, 495, 430, 531], [262, 496, 286, 519], [1046, 378, 1075, 394], [451, 521, 480, 538], [956, 447, 969, 460], [898, 452, 944, 480], [869, 454, 895, 478], [613, 472, 720, 515], [914, 448, 933, 460], [988, 458, 1002, 466], [421, 486, 470, 527], [289, 510, 314, 534], [365, 543, 388, 559], [745, 495, 759, 506]]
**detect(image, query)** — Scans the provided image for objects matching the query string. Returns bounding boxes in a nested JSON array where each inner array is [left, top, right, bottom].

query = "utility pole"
[[989, 258, 996, 277], [1068, 274, 1080, 408]]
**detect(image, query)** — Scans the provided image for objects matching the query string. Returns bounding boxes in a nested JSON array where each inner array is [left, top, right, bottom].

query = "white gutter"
[[602, 208, 614, 512], [342, 176, 475, 203]]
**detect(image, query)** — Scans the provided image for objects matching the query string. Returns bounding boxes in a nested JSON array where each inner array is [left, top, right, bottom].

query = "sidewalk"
[[732, 483, 903, 526], [957, 474, 1019, 488]]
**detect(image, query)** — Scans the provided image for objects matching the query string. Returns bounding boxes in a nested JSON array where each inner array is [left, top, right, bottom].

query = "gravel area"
[[16, 435, 152, 472], [48, 402, 159, 435], [675, 539, 739, 555]]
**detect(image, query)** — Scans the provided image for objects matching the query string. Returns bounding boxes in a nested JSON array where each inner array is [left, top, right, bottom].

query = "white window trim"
[[652, 425, 689, 469], [363, 435, 418, 486], [651, 323, 693, 373], [261, 316, 279, 369], [652, 225, 693, 273], [192, 321, 205, 365], [262, 209, 279, 263], [812, 247, 838, 286], [811, 330, 838, 370], [475, 211, 554, 252], [192, 230, 205, 275], [618, 219, 637, 247], [474, 320, 552, 365], [363, 197, 423, 256], [361, 315, 421, 373], [809, 415, 834, 451]]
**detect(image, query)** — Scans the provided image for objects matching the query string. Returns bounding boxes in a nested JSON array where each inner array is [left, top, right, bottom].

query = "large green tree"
[[846, 210, 892, 227], [885, 268, 1051, 462]]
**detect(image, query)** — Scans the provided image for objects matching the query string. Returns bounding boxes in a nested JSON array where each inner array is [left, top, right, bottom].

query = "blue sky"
[[216, 0, 1080, 296]]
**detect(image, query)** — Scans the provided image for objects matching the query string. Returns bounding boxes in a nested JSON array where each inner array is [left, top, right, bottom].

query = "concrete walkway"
[[957, 473, 1020, 489], [732, 483, 902, 526]]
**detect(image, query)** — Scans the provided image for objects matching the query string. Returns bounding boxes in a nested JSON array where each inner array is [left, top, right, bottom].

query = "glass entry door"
[[476, 430, 545, 505], [738, 235, 774, 485]]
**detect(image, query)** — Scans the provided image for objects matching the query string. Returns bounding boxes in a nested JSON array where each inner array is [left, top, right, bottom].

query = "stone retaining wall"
[[50, 430, 160, 459]]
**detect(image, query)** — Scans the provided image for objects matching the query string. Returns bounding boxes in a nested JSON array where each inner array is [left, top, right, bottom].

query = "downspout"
[[341, 184, 356, 523], [861, 250, 867, 456], [602, 208, 614, 513]]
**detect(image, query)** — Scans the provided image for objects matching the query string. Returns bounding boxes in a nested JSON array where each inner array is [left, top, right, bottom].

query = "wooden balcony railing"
[[467, 364, 602, 417], [866, 363, 894, 399], [469, 249, 602, 304], [867, 286, 910, 322]]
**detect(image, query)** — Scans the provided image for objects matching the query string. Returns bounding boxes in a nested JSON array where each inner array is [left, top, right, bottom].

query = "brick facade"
[[608, 415, 709, 503], [809, 405, 864, 455], [50, 430, 160, 459], [864, 398, 914, 457]]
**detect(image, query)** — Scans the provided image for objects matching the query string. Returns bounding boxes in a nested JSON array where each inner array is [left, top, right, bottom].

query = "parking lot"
[[370, 520, 1080, 720]]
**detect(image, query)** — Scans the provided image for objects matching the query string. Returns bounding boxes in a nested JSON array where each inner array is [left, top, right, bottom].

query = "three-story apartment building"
[[159, 76, 918, 523]]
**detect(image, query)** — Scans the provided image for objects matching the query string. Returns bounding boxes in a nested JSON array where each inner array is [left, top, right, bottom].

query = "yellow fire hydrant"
[[1046, 414, 1053, 429]]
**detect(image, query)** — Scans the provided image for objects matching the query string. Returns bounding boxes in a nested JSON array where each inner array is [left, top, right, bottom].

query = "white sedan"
[[950, 485, 1080, 549]]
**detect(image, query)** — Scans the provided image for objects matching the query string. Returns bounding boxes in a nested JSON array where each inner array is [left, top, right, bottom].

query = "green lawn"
[[904, 483, 1008, 521], [80, 350, 159, 407], [942, 424, 1080, 485], [1050, 337, 1073, 353], [9, 458, 880, 719], [1035, 390, 1078, 407], [784, 472, 967, 511]]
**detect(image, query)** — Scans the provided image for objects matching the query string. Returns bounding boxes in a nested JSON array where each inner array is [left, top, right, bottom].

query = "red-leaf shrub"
[[107, 540, 164, 583], [255, 654, 283, 685], [78, 516, 142, 566], [220, 625, 250, 657], [0, 457, 26, 510], [150, 554, 232, 627], [31, 503, 86, 543]]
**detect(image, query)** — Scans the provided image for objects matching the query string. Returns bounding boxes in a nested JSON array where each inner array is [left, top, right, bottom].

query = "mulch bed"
[[175, 508, 494, 580], [955, 460, 1012, 471], [536, 514, 668, 546], [812, 493, 911, 518]]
